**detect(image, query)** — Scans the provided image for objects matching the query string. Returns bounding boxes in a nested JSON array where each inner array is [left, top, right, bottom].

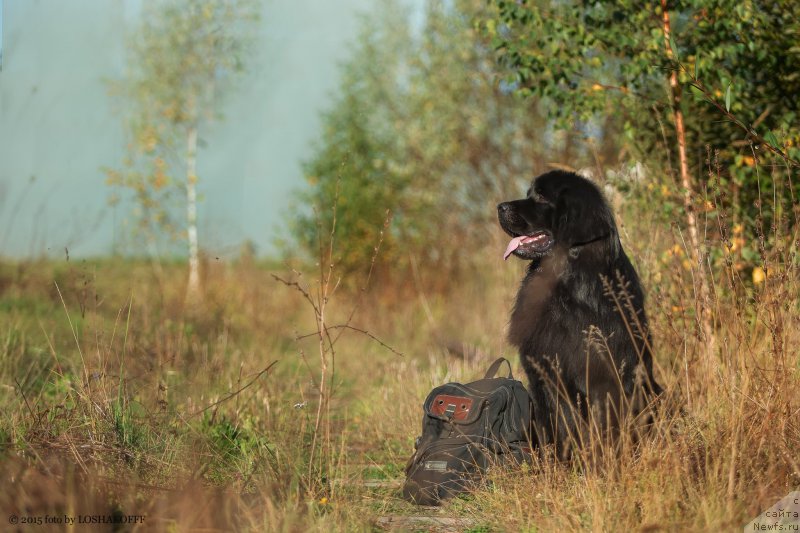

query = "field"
[[1, 178, 798, 532]]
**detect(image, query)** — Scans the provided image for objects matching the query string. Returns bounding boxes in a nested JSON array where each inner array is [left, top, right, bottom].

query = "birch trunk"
[[186, 122, 201, 300], [661, 1, 716, 367]]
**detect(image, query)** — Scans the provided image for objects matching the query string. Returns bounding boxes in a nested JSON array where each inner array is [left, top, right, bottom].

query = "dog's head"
[[497, 171, 618, 261]]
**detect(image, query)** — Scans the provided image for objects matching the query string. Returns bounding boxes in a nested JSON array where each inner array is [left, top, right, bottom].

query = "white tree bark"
[[186, 123, 201, 300]]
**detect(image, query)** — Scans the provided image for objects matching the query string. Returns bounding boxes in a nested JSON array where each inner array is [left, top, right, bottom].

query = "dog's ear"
[[556, 191, 613, 247]]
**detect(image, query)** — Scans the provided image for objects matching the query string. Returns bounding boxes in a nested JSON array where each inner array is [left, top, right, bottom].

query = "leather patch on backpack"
[[429, 395, 473, 421]]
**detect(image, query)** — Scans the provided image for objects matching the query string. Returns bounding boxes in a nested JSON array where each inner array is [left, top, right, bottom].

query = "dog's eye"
[[531, 192, 551, 205]]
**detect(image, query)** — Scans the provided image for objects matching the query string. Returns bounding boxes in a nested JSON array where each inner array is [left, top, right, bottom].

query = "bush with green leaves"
[[488, 0, 800, 266]]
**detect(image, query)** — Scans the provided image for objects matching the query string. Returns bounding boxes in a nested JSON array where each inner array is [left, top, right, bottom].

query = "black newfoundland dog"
[[498, 170, 662, 457]]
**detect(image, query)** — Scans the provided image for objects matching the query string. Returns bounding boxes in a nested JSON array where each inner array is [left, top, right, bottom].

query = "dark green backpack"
[[402, 358, 533, 505]]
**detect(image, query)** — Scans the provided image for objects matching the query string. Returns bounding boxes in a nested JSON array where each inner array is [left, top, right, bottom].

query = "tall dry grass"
[[0, 162, 798, 531], [500, 161, 800, 531]]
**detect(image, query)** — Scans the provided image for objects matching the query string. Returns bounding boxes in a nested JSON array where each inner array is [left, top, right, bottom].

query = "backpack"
[[402, 358, 533, 505]]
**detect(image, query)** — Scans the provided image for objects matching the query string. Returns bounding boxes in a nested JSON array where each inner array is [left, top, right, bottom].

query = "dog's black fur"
[[498, 171, 661, 456]]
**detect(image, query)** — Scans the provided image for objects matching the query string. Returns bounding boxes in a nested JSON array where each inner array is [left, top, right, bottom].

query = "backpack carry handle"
[[484, 357, 513, 379]]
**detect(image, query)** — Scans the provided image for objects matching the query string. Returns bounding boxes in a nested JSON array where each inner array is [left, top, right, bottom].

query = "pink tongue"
[[504, 235, 529, 260]]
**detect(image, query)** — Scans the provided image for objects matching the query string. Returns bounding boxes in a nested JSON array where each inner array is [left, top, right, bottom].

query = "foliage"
[[488, 0, 800, 261], [105, 0, 257, 248], [291, 0, 413, 279], [291, 0, 550, 281]]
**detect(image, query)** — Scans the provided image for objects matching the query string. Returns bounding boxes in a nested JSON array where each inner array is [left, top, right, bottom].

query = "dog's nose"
[[497, 202, 511, 214]]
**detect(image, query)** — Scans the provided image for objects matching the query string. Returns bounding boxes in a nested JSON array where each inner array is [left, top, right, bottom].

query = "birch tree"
[[489, 0, 800, 366], [106, 0, 256, 299]]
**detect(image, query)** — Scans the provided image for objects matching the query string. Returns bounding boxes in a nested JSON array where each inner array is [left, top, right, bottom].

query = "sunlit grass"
[[0, 173, 798, 531]]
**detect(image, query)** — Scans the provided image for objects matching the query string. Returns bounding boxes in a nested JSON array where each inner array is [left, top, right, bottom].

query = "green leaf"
[[725, 84, 732, 112], [689, 84, 704, 100], [763, 130, 779, 147], [486, 18, 497, 37]]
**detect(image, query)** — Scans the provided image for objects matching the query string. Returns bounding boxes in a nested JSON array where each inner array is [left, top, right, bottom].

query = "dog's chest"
[[507, 252, 567, 347]]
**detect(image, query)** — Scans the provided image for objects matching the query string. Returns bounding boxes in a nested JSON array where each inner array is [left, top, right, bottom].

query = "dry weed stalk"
[[272, 178, 398, 493]]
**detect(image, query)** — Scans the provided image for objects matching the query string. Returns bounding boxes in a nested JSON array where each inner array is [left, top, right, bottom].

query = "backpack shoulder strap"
[[484, 357, 513, 379]]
